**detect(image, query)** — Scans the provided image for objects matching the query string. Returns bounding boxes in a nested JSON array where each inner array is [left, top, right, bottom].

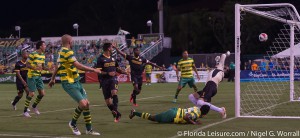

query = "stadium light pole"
[[147, 20, 153, 34], [73, 23, 79, 36], [15, 26, 21, 38]]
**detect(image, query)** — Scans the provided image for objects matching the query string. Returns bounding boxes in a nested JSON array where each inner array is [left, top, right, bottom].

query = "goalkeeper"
[[189, 51, 230, 119], [129, 105, 210, 124]]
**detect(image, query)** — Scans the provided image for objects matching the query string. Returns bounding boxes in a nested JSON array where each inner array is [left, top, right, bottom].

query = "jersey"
[[125, 54, 148, 76], [14, 60, 28, 83], [174, 106, 201, 124], [177, 58, 195, 78], [96, 54, 119, 80], [145, 64, 152, 74], [57, 47, 80, 83], [27, 51, 45, 78]]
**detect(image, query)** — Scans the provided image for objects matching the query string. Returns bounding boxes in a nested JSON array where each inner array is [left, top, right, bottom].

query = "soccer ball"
[[259, 33, 268, 42]]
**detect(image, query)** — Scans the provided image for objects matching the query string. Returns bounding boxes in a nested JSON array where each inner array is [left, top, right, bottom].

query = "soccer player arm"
[[112, 44, 126, 59], [73, 61, 101, 73], [49, 65, 59, 88], [192, 62, 200, 81], [15, 64, 27, 86], [42, 63, 49, 71], [146, 61, 164, 70], [183, 114, 201, 125], [176, 68, 180, 81]]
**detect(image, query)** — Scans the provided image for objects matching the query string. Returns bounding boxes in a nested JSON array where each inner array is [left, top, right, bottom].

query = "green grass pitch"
[[0, 82, 299, 138]]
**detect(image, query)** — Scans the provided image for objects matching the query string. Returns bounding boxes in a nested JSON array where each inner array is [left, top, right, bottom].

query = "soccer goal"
[[235, 3, 300, 119]]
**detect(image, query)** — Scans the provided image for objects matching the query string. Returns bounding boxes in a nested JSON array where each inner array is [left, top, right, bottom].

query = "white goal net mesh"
[[237, 4, 300, 118]]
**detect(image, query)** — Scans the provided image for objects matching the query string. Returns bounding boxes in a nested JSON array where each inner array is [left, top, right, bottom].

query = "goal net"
[[235, 3, 300, 118]]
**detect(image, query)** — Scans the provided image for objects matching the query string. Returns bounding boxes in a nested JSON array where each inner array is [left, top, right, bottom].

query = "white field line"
[[0, 95, 173, 118]]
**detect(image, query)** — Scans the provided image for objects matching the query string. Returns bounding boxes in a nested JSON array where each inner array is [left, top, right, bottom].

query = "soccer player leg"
[[188, 77, 198, 92], [23, 77, 36, 115], [102, 81, 114, 112], [188, 93, 199, 105], [216, 54, 227, 71], [174, 78, 186, 102], [111, 79, 119, 111], [130, 108, 155, 121], [32, 77, 45, 111], [12, 84, 25, 107], [155, 108, 177, 123]]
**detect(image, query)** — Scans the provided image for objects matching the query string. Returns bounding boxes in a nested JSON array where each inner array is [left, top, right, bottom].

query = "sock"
[[193, 86, 198, 92], [112, 95, 119, 110], [188, 94, 197, 105], [197, 100, 223, 113], [24, 96, 32, 112], [32, 95, 44, 108], [132, 90, 137, 104], [12, 96, 21, 105], [107, 104, 114, 111], [134, 111, 152, 120], [141, 112, 152, 120], [83, 110, 92, 131], [71, 106, 83, 125], [174, 89, 181, 99]]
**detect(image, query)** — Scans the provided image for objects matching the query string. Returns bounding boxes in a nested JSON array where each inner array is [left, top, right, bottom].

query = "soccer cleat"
[[23, 112, 31, 117], [145, 83, 148, 86], [132, 103, 138, 107], [86, 130, 100, 135], [68, 121, 81, 135], [172, 99, 177, 103], [129, 109, 135, 119], [148, 83, 151, 86], [27, 108, 31, 112], [220, 107, 227, 119], [11, 101, 16, 110], [114, 111, 122, 123], [32, 107, 40, 115]]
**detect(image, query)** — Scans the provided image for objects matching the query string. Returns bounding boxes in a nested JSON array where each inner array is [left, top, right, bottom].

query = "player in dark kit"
[[96, 43, 127, 123], [113, 45, 163, 106], [11, 51, 29, 110]]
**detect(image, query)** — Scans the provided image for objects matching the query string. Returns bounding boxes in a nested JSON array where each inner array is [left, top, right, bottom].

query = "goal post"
[[235, 3, 300, 118]]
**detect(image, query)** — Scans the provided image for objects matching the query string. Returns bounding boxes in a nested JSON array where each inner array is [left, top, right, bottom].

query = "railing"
[[0, 45, 32, 65], [140, 38, 163, 60]]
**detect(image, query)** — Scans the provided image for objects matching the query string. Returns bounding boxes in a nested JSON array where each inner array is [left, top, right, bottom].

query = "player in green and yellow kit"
[[144, 64, 152, 85], [173, 50, 200, 103], [129, 105, 210, 124]]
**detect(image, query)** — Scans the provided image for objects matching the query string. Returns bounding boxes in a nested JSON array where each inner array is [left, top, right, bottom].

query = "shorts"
[[131, 75, 143, 85], [16, 81, 26, 92], [101, 77, 118, 99], [27, 76, 44, 92], [62, 81, 87, 103], [146, 73, 151, 78], [155, 108, 177, 123], [179, 77, 195, 88], [197, 81, 217, 102]]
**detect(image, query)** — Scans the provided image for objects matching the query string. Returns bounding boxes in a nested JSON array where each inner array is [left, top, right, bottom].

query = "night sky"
[[0, 0, 222, 40]]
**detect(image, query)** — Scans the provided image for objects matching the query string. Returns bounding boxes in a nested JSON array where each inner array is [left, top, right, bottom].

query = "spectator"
[[150, 40, 155, 46], [167, 64, 174, 71], [77, 47, 84, 54], [260, 59, 267, 71], [157, 72, 167, 83], [228, 62, 235, 82], [269, 59, 274, 71], [130, 37, 136, 47], [251, 62, 258, 71]]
